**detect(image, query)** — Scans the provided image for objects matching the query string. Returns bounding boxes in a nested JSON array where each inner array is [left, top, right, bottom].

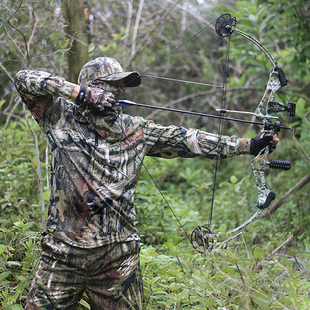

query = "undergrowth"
[[0, 112, 309, 309]]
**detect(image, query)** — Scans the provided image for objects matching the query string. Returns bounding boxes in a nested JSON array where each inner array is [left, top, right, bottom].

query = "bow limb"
[[232, 28, 278, 67]]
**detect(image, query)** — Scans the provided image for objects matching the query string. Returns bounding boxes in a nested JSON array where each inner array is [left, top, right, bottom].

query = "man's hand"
[[73, 85, 117, 110], [84, 86, 117, 109], [250, 133, 279, 156]]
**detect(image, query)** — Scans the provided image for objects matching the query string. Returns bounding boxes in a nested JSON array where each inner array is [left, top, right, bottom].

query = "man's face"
[[92, 79, 125, 102]]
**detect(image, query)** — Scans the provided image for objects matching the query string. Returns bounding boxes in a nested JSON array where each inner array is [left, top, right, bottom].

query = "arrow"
[[118, 100, 291, 130]]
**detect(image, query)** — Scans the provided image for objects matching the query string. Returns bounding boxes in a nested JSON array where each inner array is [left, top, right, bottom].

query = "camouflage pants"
[[25, 234, 144, 310]]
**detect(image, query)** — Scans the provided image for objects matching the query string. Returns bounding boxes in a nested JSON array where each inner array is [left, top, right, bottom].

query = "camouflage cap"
[[78, 57, 141, 87]]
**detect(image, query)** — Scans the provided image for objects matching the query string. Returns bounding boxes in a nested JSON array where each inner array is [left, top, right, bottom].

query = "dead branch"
[[264, 234, 294, 261], [266, 173, 310, 215], [23, 104, 46, 234], [131, 0, 144, 58], [7, 0, 30, 67], [0, 62, 14, 83], [4, 97, 21, 130]]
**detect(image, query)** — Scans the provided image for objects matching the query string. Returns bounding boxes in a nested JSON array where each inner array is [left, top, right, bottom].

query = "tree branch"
[[23, 104, 46, 234], [7, 0, 30, 67], [266, 173, 310, 215], [264, 234, 294, 261], [131, 0, 144, 57], [0, 62, 14, 83]]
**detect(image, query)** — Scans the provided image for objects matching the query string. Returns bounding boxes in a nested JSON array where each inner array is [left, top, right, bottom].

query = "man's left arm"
[[144, 122, 278, 159]]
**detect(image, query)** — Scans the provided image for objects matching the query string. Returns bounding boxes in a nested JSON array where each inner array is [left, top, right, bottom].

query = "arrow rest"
[[215, 13, 237, 37], [191, 226, 214, 253]]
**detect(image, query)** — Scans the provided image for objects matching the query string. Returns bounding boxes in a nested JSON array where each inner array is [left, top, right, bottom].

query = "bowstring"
[[208, 34, 231, 230], [140, 74, 223, 88], [139, 17, 220, 77], [120, 15, 230, 245]]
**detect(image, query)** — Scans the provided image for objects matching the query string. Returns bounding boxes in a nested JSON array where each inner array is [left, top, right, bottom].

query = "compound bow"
[[120, 13, 296, 254], [190, 13, 295, 253]]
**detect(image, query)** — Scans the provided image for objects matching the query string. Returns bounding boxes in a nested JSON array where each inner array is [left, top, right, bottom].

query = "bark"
[[63, 0, 89, 83]]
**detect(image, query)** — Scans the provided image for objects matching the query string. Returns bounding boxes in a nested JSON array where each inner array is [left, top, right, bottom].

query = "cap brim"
[[98, 72, 141, 87]]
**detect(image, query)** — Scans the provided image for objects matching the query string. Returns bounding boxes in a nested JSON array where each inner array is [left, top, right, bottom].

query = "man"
[[14, 57, 278, 309]]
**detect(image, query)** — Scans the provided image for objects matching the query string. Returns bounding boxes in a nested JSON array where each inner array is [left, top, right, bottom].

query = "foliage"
[[0, 0, 309, 309], [140, 243, 310, 309], [0, 118, 45, 309]]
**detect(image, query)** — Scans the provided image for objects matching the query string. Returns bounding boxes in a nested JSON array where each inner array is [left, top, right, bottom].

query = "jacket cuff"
[[238, 138, 251, 154]]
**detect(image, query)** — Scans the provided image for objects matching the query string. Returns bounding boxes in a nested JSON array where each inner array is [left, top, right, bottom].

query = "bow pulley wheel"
[[215, 13, 237, 37], [191, 226, 214, 253]]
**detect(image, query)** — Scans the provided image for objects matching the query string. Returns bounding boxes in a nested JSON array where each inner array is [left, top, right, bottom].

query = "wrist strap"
[[76, 85, 87, 105]]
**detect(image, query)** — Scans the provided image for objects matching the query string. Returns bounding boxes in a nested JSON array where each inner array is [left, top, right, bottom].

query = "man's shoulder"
[[119, 113, 146, 124]]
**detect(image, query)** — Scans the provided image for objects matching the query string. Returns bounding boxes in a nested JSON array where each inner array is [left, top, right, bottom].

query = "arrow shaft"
[[118, 100, 290, 129]]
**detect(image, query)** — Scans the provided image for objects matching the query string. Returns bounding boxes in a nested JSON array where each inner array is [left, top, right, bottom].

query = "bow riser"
[[258, 67, 287, 132], [252, 148, 276, 209]]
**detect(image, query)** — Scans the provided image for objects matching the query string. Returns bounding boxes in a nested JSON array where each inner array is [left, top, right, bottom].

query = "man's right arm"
[[15, 70, 117, 112], [14, 70, 77, 125], [14, 70, 77, 104]]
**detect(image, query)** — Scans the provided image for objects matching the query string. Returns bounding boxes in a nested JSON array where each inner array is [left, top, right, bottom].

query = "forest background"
[[0, 0, 309, 309]]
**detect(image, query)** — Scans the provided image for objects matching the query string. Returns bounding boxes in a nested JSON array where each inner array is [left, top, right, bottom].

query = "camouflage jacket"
[[14, 70, 251, 248]]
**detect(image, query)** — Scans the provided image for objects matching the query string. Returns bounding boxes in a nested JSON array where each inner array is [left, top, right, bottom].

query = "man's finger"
[[271, 133, 279, 144]]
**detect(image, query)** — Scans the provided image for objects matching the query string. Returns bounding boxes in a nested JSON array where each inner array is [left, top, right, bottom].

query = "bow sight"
[[268, 101, 296, 117]]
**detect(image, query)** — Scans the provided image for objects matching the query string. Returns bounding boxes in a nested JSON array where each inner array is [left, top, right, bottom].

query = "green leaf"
[[79, 299, 91, 310], [6, 261, 21, 267], [9, 305, 23, 310], [43, 189, 50, 201], [239, 258, 255, 265], [0, 271, 10, 282], [0, 244, 7, 255], [16, 281, 25, 293], [282, 259, 293, 267], [222, 249, 236, 260], [147, 204, 156, 211], [254, 247, 264, 260]]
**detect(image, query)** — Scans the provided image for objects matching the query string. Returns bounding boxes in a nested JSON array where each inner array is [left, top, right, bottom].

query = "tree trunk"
[[62, 0, 89, 83]]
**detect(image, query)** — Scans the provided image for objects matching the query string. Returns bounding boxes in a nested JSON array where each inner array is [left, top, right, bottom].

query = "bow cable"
[[118, 100, 291, 130], [140, 74, 223, 88], [208, 31, 232, 236]]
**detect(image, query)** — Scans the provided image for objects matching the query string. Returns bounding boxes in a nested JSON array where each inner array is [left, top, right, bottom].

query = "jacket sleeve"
[[143, 120, 251, 159], [14, 70, 76, 100], [14, 70, 76, 125]]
